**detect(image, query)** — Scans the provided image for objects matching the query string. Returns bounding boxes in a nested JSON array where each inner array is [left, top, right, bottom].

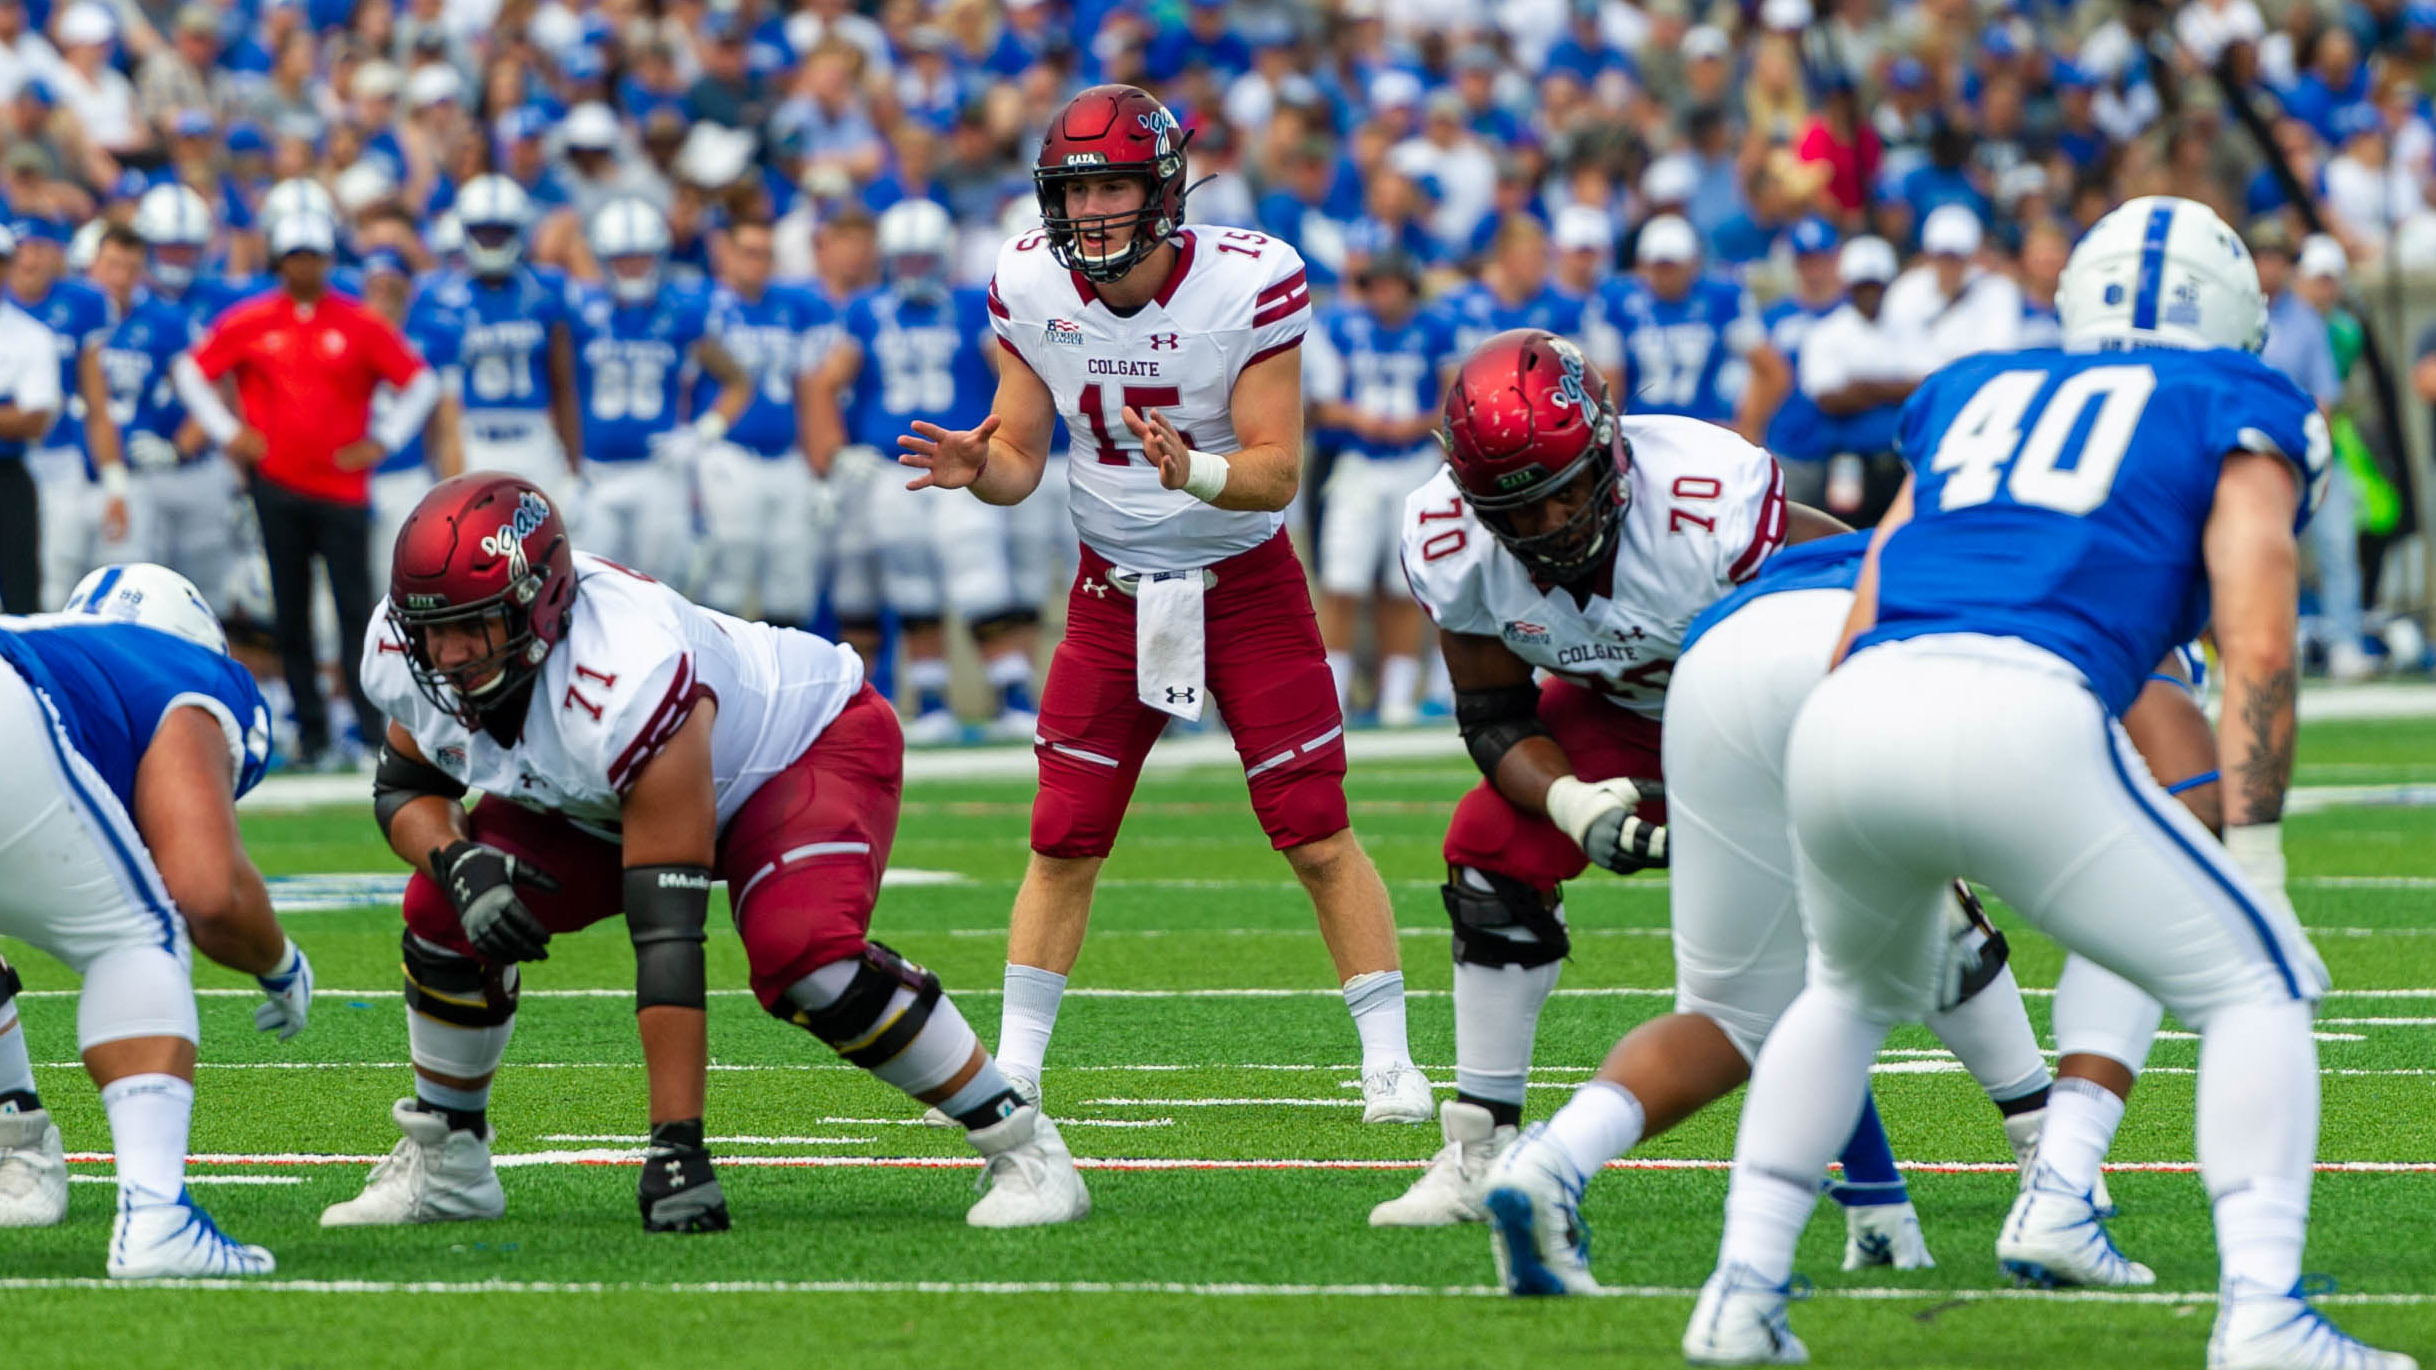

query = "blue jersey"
[[95, 293, 201, 457], [176, 273, 259, 328], [571, 284, 713, 464], [1307, 302, 1458, 461], [1682, 530, 1867, 654], [11, 279, 112, 451], [1598, 276, 1762, 423], [703, 284, 827, 457], [840, 286, 996, 451], [0, 617, 272, 815], [1856, 347, 2325, 716], [1441, 281, 1593, 358], [376, 302, 461, 476], [1761, 296, 1841, 462], [422, 267, 570, 420]]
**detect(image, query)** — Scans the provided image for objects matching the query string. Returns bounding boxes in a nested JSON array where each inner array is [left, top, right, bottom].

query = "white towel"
[[1133, 569, 1208, 722]]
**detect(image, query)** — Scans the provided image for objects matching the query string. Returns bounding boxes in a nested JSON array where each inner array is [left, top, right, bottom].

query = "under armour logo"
[[1146, 333, 1180, 350], [663, 1159, 687, 1187], [1165, 686, 1197, 705], [1082, 578, 1109, 598]]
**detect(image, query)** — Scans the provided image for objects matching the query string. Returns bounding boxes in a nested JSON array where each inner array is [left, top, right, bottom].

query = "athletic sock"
[[1541, 1079, 1645, 1185], [99, 1073, 192, 1207], [1922, 962, 2053, 1106], [2199, 999, 2318, 1293], [1327, 650, 1354, 715], [2031, 1076, 2125, 1197], [908, 658, 952, 717], [1828, 1093, 1908, 1207], [1341, 970, 1413, 1074], [1379, 654, 1420, 715], [0, 1001, 38, 1111], [985, 652, 1036, 716], [1719, 1164, 1820, 1287], [935, 1059, 1024, 1132], [1451, 957, 1561, 1127], [1719, 988, 1889, 1283], [997, 964, 1067, 1080], [406, 1003, 509, 1134]]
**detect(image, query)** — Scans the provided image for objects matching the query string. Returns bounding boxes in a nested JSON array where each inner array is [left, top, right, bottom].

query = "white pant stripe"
[[735, 842, 876, 912]]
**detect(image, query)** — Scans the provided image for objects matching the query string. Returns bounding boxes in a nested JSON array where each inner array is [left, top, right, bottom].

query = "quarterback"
[[898, 84, 1426, 1120]]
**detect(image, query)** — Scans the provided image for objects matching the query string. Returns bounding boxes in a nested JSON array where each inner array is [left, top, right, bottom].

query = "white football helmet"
[[588, 197, 670, 305], [2058, 195, 2267, 354], [428, 210, 466, 267], [455, 174, 533, 277], [67, 218, 104, 272], [62, 563, 228, 655], [878, 198, 954, 300], [261, 177, 338, 230], [134, 183, 214, 290]]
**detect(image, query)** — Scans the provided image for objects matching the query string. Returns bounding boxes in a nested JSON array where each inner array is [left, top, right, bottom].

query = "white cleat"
[[1369, 1100, 1514, 1227], [986, 708, 1040, 744], [0, 1108, 68, 1227], [2210, 1277, 2419, 1370], [966, 1105, 1090, 1228], [108, 1190, 275, 1278], [904, 710, 964, 747], [1361, 1062, 1434, 1124], [922, 1069, 1039, 1128], [1996, 1164, 2153, 1288], [2005, 1105, 2115, 1216], [1842, 1200, 1936, 1270], [320, 1099, 506, 1227], [1483, 1125, 1600, 1295], [1683, 1262, 1810, 1365], [1378, 697, 1420, 729]]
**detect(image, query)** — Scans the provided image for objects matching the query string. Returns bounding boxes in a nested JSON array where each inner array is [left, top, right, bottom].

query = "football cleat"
[[1683, 1262, 1810, 1366], [922, 1067, 1038, 1128], [1841, 1200, 1935, 1271], [1368, 1100, 1514, 1227], [2209, 1277, 2418, 1370], [0, 1107, 68, 1227], [1483, 1125, 1600, 1295], [638, 1128, 730, 1233], [109, 1189, 275, 1278], [1361, 1062, 1434, 1124], [1996, 1164, 2154, 1288], [986, 707, 1040, 744], [320, 1098, 506, 1227], [2005, 1105, 2115, 1216], [966, 1105, 1090, 1228], [904, 709, 964, 747]]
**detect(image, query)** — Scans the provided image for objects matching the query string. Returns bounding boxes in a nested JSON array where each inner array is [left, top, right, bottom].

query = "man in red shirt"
[[174, 212, 438, 769]]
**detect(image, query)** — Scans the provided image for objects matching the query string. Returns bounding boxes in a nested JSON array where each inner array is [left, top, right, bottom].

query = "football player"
[[421, 176, 581, 501], [1595, 215, 1786, 443], [363, 249, 464, 586], [11, 213, 118, 607], [324, 475, 1087, 1232], [1683, 197, 2405, 1370], [898, 84, 1427, 1120], [571, 199, 749, 586], [1304, 249, 1458, 726], [0, 564, 308, 1274]]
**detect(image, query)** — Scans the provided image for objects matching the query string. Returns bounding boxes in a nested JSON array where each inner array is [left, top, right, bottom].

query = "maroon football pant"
[[1440, 677, 1666, 893]]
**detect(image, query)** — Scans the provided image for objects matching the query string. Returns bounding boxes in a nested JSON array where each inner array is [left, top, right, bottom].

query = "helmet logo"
[[479, 490, 552, 579], [1545, 337, 1592, 413], [2164, 278, 2202, 327], [1064, 152, 1107, 166], [1496, 467, 1545, 491]]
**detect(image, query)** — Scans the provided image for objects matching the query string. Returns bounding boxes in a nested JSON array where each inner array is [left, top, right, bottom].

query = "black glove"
[[430, 840, 561, 964], [1582, 805, 1669, 874], [639, 1118, 731, 1233]]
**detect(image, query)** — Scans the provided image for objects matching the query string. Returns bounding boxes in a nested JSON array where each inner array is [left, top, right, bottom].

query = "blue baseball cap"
[[558, 43, 605, 82], [2331, 101, 2383, 141], [226, 121, 267, 153], [360, 247, 410, 277], [10, 214, 70, 244], [170, 107, 214, 138], [701, 8, 745, 42], [1980, 23, 2019, 58], [1788, 215, 1839, 256], [2052, 59, 2094, 90], [494, 104, 552, 145], [1887, 56, 1927, 92], [13, 77, 52, 107], [2408, 0, 2436, 31], [109, 168, 151, 201]]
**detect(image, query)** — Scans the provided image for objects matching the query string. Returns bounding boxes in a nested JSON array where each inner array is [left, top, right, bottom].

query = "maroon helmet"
[[1034, 83, 1193, 283], [387, 473, 577, 725], [1441, 328, 1630, 582]]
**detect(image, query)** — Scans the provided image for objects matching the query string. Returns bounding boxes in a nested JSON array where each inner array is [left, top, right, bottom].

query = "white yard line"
[[64, 1175, 300, 1186]]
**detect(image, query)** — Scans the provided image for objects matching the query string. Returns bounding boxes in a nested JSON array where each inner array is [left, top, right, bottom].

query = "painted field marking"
[[64, 1175, 300, 1186]]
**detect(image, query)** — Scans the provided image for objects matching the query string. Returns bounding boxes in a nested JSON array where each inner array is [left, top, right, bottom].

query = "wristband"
[[99, 464, 130, 499], [1542, 775, 1621, 849], [2223, 821, 2286, 894], [694, 410, 730, 445], [1181, 447, 1230, 503]]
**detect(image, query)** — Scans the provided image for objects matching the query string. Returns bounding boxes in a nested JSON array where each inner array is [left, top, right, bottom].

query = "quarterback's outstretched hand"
[[252, 937, 314, 1040], [899, 415, 1001, 491], [1124, 405, 1192, 490], [1544, 775, 1669, 875], [431, 840, 561, 963]]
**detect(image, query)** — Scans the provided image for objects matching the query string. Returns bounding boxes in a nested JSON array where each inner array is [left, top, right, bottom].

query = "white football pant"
[[575, 458, 692, 586], [694, 441, 816, 624], [934, 492, 1037, 623], [460, 421, 573, 509], [826, 445, 941, 624], [1318, 451, 1442, 598], [1007, 454, 1075, 610], [131, 458, 241, 616]]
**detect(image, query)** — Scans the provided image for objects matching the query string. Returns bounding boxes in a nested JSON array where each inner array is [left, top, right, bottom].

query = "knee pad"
[[775, 941, 942, 1069], [402, 930, 519, 1028], [76, 944, 198, 1049], [1444, 867, 1570, 969]]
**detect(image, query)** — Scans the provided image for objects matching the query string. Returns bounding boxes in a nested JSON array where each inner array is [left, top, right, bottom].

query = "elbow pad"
[[373, 742, 469, 840], [625, 864, 712, 1011], [1455, 684, 1549, 779]]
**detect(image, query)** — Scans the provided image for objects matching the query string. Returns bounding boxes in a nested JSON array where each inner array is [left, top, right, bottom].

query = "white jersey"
[[989, 224, 1312, 572], [1400, 415, 1786, 719], [364, 553, 865, 837]]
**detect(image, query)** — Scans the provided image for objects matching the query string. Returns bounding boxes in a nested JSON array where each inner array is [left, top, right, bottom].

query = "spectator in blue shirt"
[[1895, 123, 1991, 248], [1146, 0, 1252, 86], [2279, 27, 2371, 143]]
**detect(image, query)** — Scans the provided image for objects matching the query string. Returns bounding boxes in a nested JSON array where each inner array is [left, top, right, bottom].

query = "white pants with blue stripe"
[[0, 666, 198, 1048], [1785, 635, 2328, 1028]]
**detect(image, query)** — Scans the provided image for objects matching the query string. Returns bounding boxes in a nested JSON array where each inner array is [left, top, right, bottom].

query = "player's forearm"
[[1204, 441, 1299, 512], [969, 436, 1048, 505], [184, 859, 286, 977], [1492, 735, 1575, 818], [386, 794, 471, 880], [0, 403, 55, 440], [172, 355, 242, 444]]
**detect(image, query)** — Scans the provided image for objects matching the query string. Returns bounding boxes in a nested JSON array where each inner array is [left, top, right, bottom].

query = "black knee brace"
[[0, 952, 18, 1010], [402, 931, 519, 1027], [1444, 869, 1570, 969], [1950, 882, 2013, 1005], [777, 942, 942, 1069]]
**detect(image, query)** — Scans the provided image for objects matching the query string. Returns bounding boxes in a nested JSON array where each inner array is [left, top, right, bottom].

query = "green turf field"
[[6, 717, 2435, 1369]]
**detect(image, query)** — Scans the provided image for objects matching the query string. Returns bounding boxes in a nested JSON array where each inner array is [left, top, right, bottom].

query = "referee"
[[0, 224, 61, 613], [174, 212, 438, 769]]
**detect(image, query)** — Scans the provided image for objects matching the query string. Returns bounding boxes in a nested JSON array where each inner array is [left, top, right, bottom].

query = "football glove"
[[639, 1119, 731, 1233], [1544, 775, 1669, 875], [430, 840, 561, 964], [1933, 882, 2002, 1012], [252, 937, 314, 1040]]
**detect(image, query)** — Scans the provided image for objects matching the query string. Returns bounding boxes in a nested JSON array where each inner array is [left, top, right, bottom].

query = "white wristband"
[[99, 463, 130, 499], [1181, 447, 1230, 503], [2223, 821, 2287, 896], [694, 410, 730, 444]]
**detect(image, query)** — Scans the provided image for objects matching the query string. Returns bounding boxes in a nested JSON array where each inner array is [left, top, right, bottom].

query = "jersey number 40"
[[1928, 364, 2156, 516]]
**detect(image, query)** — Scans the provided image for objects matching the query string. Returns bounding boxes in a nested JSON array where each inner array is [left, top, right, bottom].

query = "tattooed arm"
[[2202, 450, 2302, 829]]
